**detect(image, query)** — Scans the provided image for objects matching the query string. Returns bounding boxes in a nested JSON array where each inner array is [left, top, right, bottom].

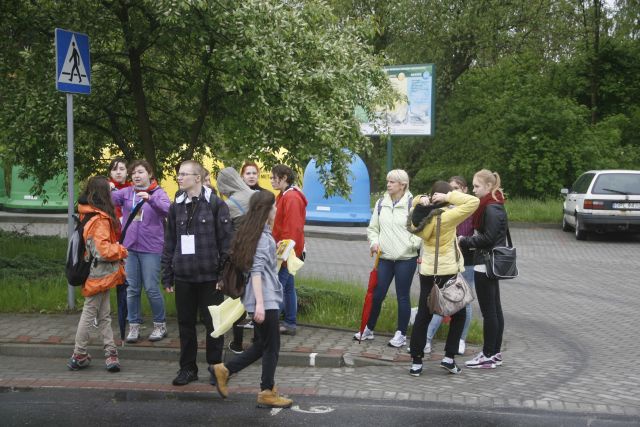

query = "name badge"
[[133, 209, 144, 222], [181, 235, 195, 255]]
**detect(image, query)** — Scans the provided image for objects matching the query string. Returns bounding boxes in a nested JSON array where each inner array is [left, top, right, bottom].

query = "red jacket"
[[273, 186, 307, 258]]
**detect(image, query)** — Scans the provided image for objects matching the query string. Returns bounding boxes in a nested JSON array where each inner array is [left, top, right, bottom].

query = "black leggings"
[[410, 274, 466, 361], [475, 272, 504, 357], [226, 309, 280, 391]]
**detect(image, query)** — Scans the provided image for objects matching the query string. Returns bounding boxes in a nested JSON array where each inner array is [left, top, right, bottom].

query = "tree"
[[0, 0, 395, 195]]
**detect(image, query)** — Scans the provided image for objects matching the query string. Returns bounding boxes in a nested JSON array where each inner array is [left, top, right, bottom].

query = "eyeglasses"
[[177, 172, 198, 178]]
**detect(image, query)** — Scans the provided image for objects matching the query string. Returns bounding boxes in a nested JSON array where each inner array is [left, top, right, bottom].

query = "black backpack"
[[65, 213, 97, 286]]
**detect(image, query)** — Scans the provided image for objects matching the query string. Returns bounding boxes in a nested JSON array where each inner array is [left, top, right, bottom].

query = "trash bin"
[[2, 166, 69, 212]]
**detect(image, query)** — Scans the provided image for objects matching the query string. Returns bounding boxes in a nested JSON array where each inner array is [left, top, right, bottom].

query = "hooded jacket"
[[273, 186, 308, 258], [78, 203, 128, 297], [216, 167, 255, 231], [408, 191, 479, 276], [111, 182, 170, 253]]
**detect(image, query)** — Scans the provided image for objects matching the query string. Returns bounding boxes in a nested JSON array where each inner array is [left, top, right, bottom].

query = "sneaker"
[[257, 387, 293, 409], [172, 368, 198, 386], [67, 352, 91, 371], [424, 341, 432, 354], [465, 352, 496, 369], [243, 321, 254, 329], [409, 363, 423, 377], [228, 341, 244, 355], [388, 331, 407, 348], [126, 323, 140, 343], [353, 326, 374, 341], [491, 352, 503, 366], [279, 325, 296, 336], [148, 322, 167, 342], [440, 359, 462, 374], [105, 350, 120, 373], [213, 363, 229, 398], [458, 340, 466, 355]]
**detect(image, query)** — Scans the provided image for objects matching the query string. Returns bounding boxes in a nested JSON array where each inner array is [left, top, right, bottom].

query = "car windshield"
[[592, 173, 640, 195]]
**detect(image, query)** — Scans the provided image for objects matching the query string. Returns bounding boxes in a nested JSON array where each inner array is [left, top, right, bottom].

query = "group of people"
[[358, 168, 508, 376], [68, 158, 306, 408]]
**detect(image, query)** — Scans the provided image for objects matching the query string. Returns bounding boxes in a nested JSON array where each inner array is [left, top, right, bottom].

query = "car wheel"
[[562, 214, 571, 232], [575, 215, 587, 241]]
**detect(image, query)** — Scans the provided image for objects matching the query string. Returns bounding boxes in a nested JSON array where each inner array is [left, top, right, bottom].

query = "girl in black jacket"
[[459, 169, 508, 369]]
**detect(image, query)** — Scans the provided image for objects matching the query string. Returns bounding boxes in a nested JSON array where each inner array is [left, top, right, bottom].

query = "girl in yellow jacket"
[[68, 176, 128, 372], [407, 181, 479, 376]]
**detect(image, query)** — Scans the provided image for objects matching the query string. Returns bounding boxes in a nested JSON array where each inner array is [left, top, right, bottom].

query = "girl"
[[112, 160, 170, 343], [240, 161, 265, 191], [213, 190, 292, 409], [68, 176, 128, 372], [459, 170, 508, 369], [407, 181, 479, 376]]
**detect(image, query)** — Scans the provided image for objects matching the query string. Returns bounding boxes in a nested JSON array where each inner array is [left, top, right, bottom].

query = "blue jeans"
[[278, 266, 297, 328], [426, 265, 475, 342], [125, 250, 166, 324], [367, 257, 417, 335]]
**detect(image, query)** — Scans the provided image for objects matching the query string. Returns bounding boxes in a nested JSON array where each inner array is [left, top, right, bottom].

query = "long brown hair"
[[81, 176, 120, 232], [230, 191, 275, 270]]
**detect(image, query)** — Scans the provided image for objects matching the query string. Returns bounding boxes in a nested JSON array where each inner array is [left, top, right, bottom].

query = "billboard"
[[357, 64, 435, 136]]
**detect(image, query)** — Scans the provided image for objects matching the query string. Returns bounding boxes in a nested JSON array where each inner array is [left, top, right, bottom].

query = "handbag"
[[427, 214, 475, 317], [483, 227, 518, 280]]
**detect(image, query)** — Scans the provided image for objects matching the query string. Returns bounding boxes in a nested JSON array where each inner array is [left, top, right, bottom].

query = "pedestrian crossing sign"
[[55, 28, 91, 95]]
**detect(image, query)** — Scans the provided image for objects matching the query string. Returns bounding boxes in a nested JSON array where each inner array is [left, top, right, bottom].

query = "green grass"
[[505, 197, 562, 223], [0, 231, 482, 344]]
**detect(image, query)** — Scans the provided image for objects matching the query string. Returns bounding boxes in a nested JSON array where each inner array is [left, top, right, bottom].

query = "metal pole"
[[66, 93, 75, 310], [386, 135, 393, 172]]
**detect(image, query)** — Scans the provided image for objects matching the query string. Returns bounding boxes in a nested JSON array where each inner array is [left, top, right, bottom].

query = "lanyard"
[[185, 197, 201, 235]]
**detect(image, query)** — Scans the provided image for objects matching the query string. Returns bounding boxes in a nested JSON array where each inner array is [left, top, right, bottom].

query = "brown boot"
[[213, 363, 229, 398], [257, 387, 293, 408]]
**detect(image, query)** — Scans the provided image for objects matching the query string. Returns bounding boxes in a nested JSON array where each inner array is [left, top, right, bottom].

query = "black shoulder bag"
[[483, 227, 518, 280]]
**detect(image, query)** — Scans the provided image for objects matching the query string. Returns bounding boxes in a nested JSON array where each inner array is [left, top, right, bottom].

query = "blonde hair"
[[180, 160, 205, 183], [386, 169, 410, 191], [474, 169, 503, 200]]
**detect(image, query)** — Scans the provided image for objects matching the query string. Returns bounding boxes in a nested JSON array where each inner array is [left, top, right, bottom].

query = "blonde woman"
[[355, 169, 422, 348]]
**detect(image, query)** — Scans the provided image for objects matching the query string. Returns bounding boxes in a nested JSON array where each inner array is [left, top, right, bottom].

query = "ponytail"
[[474, 169, 503, 201]]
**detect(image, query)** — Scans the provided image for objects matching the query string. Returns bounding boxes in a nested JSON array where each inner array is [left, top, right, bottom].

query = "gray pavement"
[[0, 226, 639, 418]]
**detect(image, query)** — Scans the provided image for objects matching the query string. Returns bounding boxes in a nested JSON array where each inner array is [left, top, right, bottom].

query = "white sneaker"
[[126, 323, 140, 343], [388, 331, 406, 348], [148, 322, 167, 342], [424, 341, 432, 354], [465, 352, 496, 369], [353, 326, 374, 341], [458, 340, 466, 355]]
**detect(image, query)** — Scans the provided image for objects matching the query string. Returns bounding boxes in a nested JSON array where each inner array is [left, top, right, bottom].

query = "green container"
[[0, 166, 7, 209], [3, 166, 70, 212]]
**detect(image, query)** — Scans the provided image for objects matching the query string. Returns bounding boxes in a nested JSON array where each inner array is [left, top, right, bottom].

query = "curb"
[[0, 343, 395, 368]]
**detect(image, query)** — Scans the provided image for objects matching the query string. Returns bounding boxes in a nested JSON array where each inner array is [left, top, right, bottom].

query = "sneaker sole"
[[466, 363, 496, 369], [353, 336, 374, 341], [440, 364, 462, 374], [409, 371, 422, 377], [148, 334, 167, 342], [257, 402, 293, 409], [388, 341, 406, 348], [106, 365, 121, 373]]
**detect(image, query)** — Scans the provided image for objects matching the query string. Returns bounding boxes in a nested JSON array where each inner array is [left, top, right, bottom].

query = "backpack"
[[376, 196, 413, 216], [65, 213, 98, 286], [217, 257, 248, 299]]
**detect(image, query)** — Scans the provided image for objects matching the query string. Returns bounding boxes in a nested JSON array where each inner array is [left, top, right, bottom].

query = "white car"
[[561, 170, 640, 240]]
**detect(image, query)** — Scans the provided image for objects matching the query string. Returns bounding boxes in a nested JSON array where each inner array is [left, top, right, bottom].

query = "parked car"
[[561, 170, 640, 240]]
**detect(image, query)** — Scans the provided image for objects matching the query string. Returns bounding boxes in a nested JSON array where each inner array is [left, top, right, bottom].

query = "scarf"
[[472, 191, 505, 230], [109, 178, 132, 191], [134, 179, 159, 193]]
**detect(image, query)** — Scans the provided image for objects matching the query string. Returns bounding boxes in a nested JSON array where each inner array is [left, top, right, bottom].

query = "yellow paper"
[[286, 254, 304, 276], [208, 297, 245, 338]]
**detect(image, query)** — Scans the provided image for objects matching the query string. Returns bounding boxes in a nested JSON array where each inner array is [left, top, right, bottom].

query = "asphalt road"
[[1, 387, 637, 426]]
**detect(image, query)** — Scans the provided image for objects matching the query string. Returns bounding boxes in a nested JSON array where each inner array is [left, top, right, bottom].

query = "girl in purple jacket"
[[112, 160, 170, 343]]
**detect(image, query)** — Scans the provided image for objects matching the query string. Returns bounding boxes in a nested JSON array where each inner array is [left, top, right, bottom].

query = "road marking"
[[291, 405, 334, 414], [270, 408, 283, 416], [309, 352, 318, 366]]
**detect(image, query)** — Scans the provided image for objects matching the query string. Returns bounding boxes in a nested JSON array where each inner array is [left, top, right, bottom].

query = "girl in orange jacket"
[[68, 176, 128, 372]]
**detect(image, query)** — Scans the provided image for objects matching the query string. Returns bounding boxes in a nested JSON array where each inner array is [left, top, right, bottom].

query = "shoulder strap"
[[506, 226, 513, 248], [119, 200, 145, 244], [227, 196, 245, 215], [433, 213, 442, 276], [376, 198, 383, 216]]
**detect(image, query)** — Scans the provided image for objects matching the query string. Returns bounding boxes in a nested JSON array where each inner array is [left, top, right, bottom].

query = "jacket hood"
[[282, 186, 308, 207], [217, 167, 251, 197], [78, 203, 110, 218]]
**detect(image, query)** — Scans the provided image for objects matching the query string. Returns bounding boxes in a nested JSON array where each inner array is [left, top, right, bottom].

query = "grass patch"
[[505, 197, 562, 223]]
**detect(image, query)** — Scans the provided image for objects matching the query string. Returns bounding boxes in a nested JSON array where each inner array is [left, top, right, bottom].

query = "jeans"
[[410, 274, 466, 360], [475, 271, 504, 357], [226, 309, 280, 391], [368, 257, 417, 335], [175, 281, 224, 371], [74, 290, 116, 356], [125, 250, 166, 324], [278, 266, 297, 328], [426, 266, 475, 342]]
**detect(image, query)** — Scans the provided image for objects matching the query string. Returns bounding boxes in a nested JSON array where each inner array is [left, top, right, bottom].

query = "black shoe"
[[440, 360, 462, 374], [172, 368, 198, 386], [228, 341, 244, 355], [207, 365, 217, 386]]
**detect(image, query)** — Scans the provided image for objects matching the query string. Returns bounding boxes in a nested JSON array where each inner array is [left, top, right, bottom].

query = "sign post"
[[55, 28, 91, 309]]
